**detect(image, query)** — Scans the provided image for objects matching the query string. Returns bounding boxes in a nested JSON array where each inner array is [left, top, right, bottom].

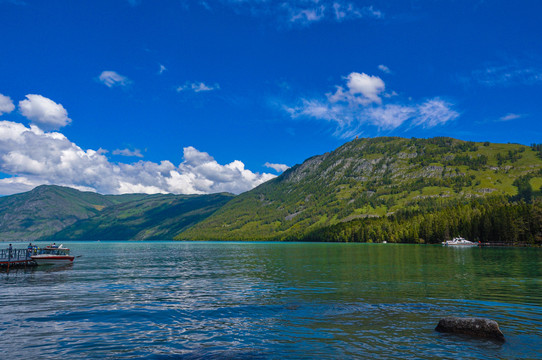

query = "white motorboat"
[[442, 237, 477, 246], [31, 244, 75, 265]]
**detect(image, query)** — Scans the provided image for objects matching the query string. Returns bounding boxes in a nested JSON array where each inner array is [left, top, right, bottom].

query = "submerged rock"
[[435, 317, 505, 342]]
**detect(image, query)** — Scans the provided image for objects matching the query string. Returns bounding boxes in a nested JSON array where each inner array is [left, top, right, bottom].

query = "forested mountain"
[[0, 185, 232, 241], [47, 193, 233, 240], [0, 185, 124, 241], [179, 137, 542, 243]]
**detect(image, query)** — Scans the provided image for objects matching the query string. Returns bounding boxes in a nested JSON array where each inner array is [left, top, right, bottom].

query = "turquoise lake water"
[[1, 241, 541, 359]]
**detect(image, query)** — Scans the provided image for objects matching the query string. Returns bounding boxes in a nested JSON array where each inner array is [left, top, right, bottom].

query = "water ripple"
[[1, 241, 540, 359]]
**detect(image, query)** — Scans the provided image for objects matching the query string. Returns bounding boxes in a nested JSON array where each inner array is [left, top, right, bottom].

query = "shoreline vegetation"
[[1, 137, 542, 245], [177, 197, 542, 246], [299, 197, 542, 245]]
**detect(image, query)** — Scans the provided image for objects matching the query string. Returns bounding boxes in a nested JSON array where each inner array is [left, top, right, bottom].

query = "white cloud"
[[0, 94, 15, 115], [286, 72, 459, 136], [365, 104, 415, 130], [499, 113, 523, 121], [286, 99, 358, 138], [99, 71, 131, 88], [287, 99, 345, 123], [177, 82, 220, 93], [0, 121, 275, 196], [288, 5, 325, 24], [469, 64, 542, 87], [331, 3, 383, 22], [18, 94, 71, 130], [0, 176, 42, 196], [167, 146, 276, 194], [346, 72, 385, 104], [159, 64, 167, 74], [327, 72, 385, 107], [285, 2, 382, 25], [113, 148, 144, 158], [199, 1, 382, 26], [264, 162, 290, 173], [413, 98, 459, 128], [378, 64, 391, 74], [360, 5, 383, 19]]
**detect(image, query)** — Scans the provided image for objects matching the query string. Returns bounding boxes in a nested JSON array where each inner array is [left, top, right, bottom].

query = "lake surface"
[[1, 241, 541, 359]]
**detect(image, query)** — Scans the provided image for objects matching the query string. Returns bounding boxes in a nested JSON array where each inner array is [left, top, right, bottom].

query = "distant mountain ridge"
[[0, 185, 120, 241], [0, 185, 232, 241], [48, 192, 233, 240]]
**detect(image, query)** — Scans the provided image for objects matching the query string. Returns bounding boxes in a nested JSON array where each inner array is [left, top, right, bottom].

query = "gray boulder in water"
[[435, 317, 505, 342]]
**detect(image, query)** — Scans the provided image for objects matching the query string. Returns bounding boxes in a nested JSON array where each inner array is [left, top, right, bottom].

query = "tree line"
[[298, 196, 542, 245]]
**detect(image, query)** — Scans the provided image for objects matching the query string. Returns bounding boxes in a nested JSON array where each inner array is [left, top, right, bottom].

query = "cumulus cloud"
[[0, 176, 43, 197], [99, 71, 131, 88], [346, 72, 385, 104], [286, 72, 459, 136], [0, 94, 15, 115], [112, 148, 144, 158], [264, 162, 290, 173], [177, 82, 220, 93], [173, 147, 276, 194], [326, 72, 386, 108], [0, 121, 276, 196], [18, 94, 71, 130]]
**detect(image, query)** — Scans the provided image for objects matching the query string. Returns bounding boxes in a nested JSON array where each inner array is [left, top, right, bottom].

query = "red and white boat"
[[31, 244, 75, 265]]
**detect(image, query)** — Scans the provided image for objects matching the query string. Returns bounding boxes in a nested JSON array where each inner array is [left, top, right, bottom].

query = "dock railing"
[[0, 248, 33, 261]]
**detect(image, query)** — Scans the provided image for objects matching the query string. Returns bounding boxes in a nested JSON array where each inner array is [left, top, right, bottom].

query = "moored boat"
[[31, 244, 74, 265], [442, 237, 477, 246]]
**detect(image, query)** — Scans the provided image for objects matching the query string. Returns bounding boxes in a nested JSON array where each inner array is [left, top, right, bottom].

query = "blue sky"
[[0, 0, 541, 195]]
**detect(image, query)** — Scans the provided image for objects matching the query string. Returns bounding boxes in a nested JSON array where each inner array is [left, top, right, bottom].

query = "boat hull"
[[31, 255, 75, 265], [443, 243, 477, 247]]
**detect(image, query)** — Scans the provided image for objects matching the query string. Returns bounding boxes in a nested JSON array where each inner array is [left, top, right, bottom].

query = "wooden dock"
[[0, 248, 37, 270]]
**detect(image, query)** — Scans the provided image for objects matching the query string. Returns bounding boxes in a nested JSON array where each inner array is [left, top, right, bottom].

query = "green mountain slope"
[[0, 185, 120, 241], [0, 185, 233, 241], [179, 137, 542, 241], [48, 193, 233, 240]]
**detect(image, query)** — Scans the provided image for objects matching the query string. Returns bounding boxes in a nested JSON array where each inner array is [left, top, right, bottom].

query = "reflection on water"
[[0, 241, 541, 359]]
